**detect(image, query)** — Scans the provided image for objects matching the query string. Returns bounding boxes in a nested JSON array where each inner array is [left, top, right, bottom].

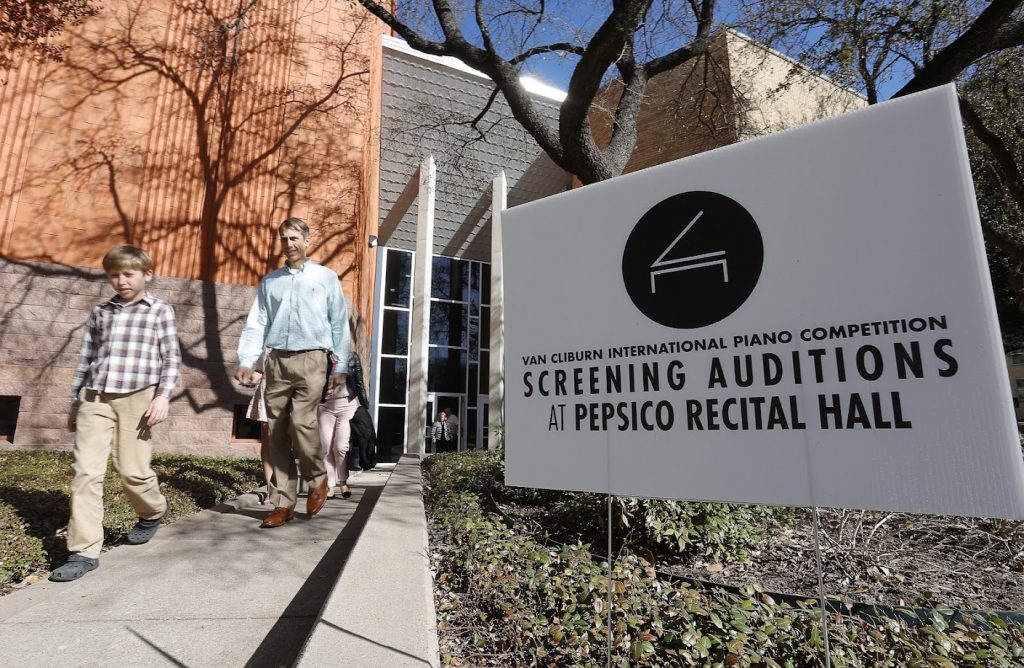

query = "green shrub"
[[423, 448, 504, 500], [618, 497, 792, 562], [426, 451, 1024, 666], [0, 506, 48, 584], [425, 450, 791, 563]]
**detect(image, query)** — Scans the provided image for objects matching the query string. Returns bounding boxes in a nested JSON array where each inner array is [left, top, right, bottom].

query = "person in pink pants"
[[317, 378, 359, 498]]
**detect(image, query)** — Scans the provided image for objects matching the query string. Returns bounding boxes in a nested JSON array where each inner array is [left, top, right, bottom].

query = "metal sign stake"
[[812, 506, 832, 668], [607, 494, 613, 668]]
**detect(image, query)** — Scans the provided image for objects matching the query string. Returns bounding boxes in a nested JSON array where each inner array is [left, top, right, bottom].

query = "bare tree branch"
[[961, 97, 1024, 209], [894, 0, 1024, 97], [644, 0, 716, 77], [357, 0, 449, 56], [507, 42, 585, 65], [357, 0, 720, 184]]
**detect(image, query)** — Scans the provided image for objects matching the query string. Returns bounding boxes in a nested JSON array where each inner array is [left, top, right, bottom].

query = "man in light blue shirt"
[[234, 217, 351, 528]]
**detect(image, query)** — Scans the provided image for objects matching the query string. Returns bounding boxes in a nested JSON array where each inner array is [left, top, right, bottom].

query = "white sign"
[[501, 84, 1024, 520]]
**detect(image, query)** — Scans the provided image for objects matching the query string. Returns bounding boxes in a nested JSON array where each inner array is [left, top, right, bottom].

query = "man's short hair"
[[102, 245, 153, 273], [279, 217, 310, 239]]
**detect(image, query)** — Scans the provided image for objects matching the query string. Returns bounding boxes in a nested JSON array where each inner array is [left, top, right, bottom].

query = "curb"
[[297, 454, 440, 667]]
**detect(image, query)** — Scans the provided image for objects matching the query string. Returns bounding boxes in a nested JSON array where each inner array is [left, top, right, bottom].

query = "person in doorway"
[[234, 217, 351, 528], [443, 407, 459, 452], [431, 410, 453, 453], [51, 245, 180, 582]]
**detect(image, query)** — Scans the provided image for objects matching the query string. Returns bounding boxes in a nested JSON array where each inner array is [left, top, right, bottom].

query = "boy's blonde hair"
[[102, 245, 154, 273], [278, 217, 310, 239]]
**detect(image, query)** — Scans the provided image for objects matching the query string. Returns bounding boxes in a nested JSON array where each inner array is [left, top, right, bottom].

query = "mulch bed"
[[489, 500, 1024, 613], [663, 508, 1024, 613]]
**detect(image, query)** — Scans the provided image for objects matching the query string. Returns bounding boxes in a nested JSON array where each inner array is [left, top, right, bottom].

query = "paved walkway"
[[0, 455, 438, 668]]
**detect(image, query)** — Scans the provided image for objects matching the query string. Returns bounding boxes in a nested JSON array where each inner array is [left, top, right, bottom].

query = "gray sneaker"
[[49, 554, 99, 582], [127, 514, 164, 545]]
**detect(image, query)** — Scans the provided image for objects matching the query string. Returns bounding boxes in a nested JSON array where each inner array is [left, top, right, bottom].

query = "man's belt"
[[269, 348, 325, 357]]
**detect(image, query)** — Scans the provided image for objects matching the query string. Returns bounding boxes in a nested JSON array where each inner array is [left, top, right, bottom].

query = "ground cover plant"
[[425, 450, 1024, 666], [0, 449, 262, 591]]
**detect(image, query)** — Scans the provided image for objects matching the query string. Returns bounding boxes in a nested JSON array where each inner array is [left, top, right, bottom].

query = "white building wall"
[[726, 31, 867, 140]]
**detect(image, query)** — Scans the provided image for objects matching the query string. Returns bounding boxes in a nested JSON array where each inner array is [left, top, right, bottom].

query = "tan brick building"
[[590, 30, 866, 176]]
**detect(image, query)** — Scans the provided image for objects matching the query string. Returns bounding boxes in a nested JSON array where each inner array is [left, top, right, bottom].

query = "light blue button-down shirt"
[[237, 259, 351, 373]]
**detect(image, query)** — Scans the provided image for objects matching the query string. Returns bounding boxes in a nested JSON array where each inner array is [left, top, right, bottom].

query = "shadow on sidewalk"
[[127, 627, 188, 667], [244, 485, 384, 667], [315, 619, 433, 666]]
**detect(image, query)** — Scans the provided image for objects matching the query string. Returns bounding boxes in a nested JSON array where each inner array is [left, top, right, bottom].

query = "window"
[[0, 397, 20, 442], [467, 366, 478, 407], [375, 248, 414, 464], [373, 249, 495, 458], [429, 302, 468, 347], [384, 251, 413, 307], [1013, 353, 1024, 366], [377, 406, 407, 463], [482, 404, 490, 449], [432, 257, 470, 301], [379, 358, 409, 405], [469, 263, 481, 309], [381, 310, 410, 355], [468, 317, 480, 362], [480, 306, 490, 348], [466, 409, 477, 450], [428, 348, 467, 393], [232, 405, 262, 442], [479, 351, 490, 394]]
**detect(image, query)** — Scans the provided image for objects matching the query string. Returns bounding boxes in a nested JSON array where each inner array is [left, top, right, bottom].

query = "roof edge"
[[382, 34, 567, 103]]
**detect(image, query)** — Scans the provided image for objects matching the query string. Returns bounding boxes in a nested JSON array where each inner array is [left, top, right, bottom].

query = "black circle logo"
[[622, 191, 763, 329]]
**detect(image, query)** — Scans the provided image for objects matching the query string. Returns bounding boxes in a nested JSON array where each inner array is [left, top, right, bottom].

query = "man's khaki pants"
[[68, 386, 167, 559], [264, 350, 328, 509]]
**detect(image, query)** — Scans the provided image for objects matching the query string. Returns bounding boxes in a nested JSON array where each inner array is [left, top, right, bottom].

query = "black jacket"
[[347, 353, 369, 409], [348, 405, 377, 471]]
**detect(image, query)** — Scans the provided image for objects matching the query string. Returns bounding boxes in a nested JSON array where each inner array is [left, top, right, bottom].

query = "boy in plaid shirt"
[[50, 245, 181, 582]]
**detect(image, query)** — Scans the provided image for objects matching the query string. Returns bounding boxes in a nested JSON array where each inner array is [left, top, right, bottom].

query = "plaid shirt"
[[71, 293, 181, 400]]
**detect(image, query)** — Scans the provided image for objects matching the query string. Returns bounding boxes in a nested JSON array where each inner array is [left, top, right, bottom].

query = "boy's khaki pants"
[[68, 386, 167, 559]]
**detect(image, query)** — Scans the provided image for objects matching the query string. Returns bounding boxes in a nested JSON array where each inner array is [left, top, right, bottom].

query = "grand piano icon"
[[649, 210, 728, 293]]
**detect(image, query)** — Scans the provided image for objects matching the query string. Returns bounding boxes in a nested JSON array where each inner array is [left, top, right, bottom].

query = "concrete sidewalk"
[[0, 455, 438, 667]]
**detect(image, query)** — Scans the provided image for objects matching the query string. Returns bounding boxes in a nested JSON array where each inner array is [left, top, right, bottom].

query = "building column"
[[489, 171, 506, 449], [406, 155, 435, 455]]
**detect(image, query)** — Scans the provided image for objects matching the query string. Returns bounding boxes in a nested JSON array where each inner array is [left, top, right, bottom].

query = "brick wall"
[[586, 31, 864, 180], [0, 0, 385, 294], [0, 258, 260, 456], [726, 32, 866, 140]]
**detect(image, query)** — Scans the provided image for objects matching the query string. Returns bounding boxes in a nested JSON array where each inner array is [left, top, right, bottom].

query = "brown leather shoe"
[[260, 507, 295, 528], [306, 479, 328, 518]]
